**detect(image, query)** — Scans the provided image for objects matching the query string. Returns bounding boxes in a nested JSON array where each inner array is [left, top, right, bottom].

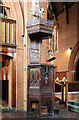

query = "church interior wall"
[[51, 4, 78, 82], [0, 0, 79, 112]]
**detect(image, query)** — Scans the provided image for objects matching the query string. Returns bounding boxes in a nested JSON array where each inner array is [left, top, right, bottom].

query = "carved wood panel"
[[30, 40, 40, 64], [29, 68, 40, 88], [27, 64, 55, 114]]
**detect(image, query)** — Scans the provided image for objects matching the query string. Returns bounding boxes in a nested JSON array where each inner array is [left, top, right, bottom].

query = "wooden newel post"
[[65, 81, 68, 108], [61, 82, 64, 101]]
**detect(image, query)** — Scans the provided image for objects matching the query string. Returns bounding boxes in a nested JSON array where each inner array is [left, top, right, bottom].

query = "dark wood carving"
[[56, 71, 67, 80], [27, 18, 53, 39], [27, 64, 56, 114], [68, 82, 79, 92]]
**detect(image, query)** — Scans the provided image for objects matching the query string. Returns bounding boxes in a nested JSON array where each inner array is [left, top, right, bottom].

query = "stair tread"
[[68, 100, 79, 103], [68, 104, 79, 108]]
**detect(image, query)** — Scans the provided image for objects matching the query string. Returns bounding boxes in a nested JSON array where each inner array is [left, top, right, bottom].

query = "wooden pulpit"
[[27, 64, 56, 114], [27, 18, 55, 115]]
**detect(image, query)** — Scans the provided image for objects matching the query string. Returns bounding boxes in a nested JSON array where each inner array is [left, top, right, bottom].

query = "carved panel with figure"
[[30, 40, 40, 64], [27, 64, 56, 114]]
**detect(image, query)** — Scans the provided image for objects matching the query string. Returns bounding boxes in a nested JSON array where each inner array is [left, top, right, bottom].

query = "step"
[[0, 107, 16, 113], [68, 104, 79, 109], [68, 100, 79, 113], [68, 100, 79, 106], [68, 105, 79, 113]]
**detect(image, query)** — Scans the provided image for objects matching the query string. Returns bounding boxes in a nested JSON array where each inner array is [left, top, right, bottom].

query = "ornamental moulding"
[[27, 18, 54, 40]]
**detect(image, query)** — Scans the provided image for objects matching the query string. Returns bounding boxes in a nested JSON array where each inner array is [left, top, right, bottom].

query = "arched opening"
[[1, 55, 10, 107], [0, 55, 9, 107], [0, 53, 16, 108], [68, 41, 79, 82], [75, 60, 79, 81]]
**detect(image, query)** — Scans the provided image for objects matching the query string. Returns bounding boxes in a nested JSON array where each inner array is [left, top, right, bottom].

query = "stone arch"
[[68, 41, 79, 82], [74, 53, 79, 81], [1, 0, 24, 109]]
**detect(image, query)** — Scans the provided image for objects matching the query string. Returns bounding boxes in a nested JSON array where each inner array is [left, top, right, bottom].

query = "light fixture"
[[68, 47, 72, 53], [48, 50, 52, 55], [68, 47, 72, 50]]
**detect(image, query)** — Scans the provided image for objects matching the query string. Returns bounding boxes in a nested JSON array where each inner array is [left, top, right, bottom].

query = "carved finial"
[[31, 0, 45, 19], [55, 77, 59, 82]]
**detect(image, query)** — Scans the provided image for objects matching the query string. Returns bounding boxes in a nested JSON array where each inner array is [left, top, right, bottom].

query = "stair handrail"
[[55, 80, 68, 108], [55, 81, 62, 86]]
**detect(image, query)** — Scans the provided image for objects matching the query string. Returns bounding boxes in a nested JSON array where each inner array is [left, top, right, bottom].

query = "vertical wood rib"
[[13, 23, 16, 44], [9, 23, 12, 44], [12, 23, 13, 44], [5, 22, 8, 43], [0, 21, 2, 43], [2, 22, 4, 43]]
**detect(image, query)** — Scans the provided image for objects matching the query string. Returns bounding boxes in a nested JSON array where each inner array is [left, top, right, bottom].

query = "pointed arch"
[[68, 41, 79, 82]]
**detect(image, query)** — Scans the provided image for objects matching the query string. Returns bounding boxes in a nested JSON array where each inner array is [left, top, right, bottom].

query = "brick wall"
[[50, 4, 78, 82]]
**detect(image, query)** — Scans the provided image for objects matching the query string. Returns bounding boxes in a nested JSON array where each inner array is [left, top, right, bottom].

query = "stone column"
[[15, 1, 24, 111], [16, 48, 24, 110], [23, 1, 28, 111]]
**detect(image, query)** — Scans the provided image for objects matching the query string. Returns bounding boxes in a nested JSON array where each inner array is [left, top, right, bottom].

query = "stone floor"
[[1, 109, 79, 120], [0, 102, 79, 120]]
